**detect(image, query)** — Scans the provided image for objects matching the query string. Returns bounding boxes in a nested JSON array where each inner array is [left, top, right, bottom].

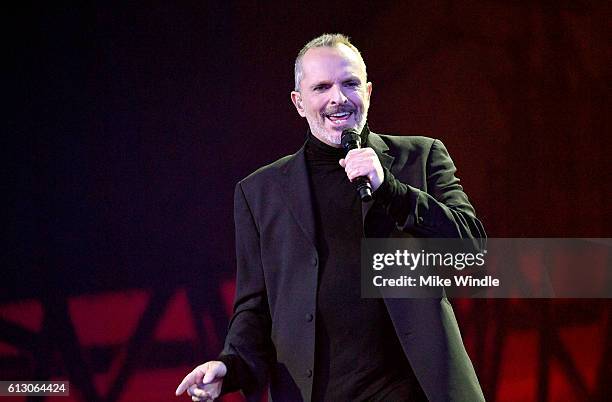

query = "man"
[[176, 34, 486, 401]]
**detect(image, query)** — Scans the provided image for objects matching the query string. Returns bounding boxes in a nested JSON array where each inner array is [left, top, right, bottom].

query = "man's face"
[[291, 44, 372, 147]]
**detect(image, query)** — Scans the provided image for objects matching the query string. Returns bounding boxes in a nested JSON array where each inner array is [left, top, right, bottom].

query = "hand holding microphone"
[[339, 128, 384, 202]]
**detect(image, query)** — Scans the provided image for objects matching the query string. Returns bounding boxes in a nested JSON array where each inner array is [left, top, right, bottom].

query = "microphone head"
[[341, 128, 361, 152]]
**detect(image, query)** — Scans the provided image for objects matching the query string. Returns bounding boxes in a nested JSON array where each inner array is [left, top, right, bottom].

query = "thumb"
[[202, 367, 218, 384], [339, 158, 346, 168]]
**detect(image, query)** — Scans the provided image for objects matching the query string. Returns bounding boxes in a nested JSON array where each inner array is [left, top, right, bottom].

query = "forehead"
[[301, 44, 366, 82]]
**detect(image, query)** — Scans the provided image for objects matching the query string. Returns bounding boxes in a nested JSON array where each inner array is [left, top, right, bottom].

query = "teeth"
[[328, 112, 350, 118]]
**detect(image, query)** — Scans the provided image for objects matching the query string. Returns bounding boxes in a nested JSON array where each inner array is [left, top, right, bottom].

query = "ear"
[[291, 91, 306, 117], [366, 81, 373, 101]]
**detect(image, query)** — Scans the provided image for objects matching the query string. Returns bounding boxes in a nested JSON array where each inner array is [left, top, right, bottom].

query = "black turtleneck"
[[305, 131, 425, 401]]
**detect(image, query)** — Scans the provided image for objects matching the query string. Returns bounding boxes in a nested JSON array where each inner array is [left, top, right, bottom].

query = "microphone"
[[341, 128, 373, 202]]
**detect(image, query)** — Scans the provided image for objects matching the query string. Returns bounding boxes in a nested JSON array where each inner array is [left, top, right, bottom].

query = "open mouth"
[[326, 111, 353, 125]]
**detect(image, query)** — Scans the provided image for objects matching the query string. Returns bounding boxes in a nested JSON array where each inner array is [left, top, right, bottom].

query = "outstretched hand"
[[175, 361, 227, 401]]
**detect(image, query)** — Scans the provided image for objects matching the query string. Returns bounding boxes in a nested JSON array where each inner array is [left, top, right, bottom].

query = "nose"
[[329, 84, 348, 105]]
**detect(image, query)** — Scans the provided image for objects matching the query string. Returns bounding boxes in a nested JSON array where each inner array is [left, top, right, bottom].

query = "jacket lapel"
[[280, 145, 317, 250], [362, 132, 395, 220]]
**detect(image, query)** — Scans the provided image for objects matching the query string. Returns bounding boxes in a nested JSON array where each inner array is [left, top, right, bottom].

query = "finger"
[[346, 148, 366, 157], [201, 381, 222, 398], [346, 147, 375, 161], [344, 153, 371, 166], [346, 166, 357, 179], [347, 159, 378, 177], [344, 151, 357, 163], [191, 387, 209, 398], [352, 154, 377, 166], [348, 166, 366, 179], [339, 158, 346, 168], [188, 385, 213, 402], [176, 371, 196, 395], [187, 384, 198, 397], [346, 148, 373, 162], [345, 160, 367, 172]]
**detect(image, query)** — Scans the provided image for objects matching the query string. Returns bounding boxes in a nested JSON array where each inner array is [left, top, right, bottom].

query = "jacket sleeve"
[[374, 139, 486, 243], [218, 182, 275, 397]]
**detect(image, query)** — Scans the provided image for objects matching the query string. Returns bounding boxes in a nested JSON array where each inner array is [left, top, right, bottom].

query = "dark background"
[[4, 1, 611, 401]]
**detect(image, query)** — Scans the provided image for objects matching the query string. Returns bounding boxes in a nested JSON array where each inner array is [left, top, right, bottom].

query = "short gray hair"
[[294, 33, 367, 91]]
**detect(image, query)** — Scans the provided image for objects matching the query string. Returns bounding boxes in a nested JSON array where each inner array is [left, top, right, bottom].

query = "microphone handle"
[[355, 176, 373, 202]]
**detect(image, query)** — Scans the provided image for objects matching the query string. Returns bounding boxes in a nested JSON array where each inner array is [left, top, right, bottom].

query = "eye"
[[345, 80, 360, 88]]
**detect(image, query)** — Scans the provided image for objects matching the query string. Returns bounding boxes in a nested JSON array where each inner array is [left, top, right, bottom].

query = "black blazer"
[[220, 132, 486, 402]]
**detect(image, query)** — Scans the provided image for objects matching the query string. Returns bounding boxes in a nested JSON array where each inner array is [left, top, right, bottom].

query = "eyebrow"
[[310, 76, 362, 89]]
